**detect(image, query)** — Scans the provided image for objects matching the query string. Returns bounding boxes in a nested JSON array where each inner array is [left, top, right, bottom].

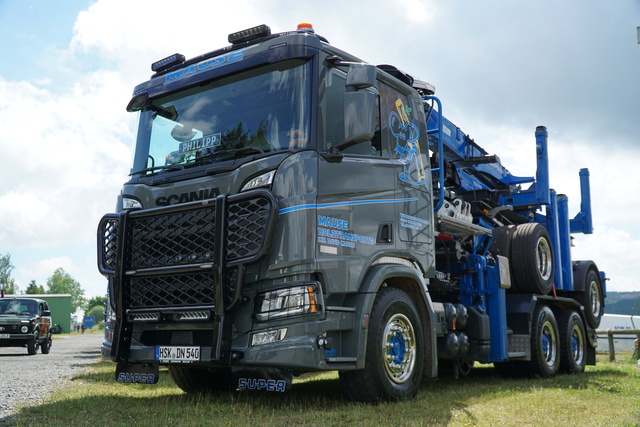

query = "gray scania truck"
[[98, 23, 606, 402]]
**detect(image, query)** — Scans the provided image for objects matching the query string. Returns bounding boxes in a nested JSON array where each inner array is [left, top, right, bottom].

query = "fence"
[[595, 328, 640, 361]]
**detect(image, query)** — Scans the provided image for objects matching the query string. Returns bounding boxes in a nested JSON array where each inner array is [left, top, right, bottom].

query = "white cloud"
[[1, 0, 637, 298], [0, 71, 131, 250]]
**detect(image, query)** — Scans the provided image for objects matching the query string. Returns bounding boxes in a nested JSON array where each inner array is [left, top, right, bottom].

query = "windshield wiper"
[[191, 146, 267, 165], [129, 165, 185, 176]]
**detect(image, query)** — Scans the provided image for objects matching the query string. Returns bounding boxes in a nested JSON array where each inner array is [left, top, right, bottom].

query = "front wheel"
[[27, 332, 39, 355], [339, 287, 425, 403]]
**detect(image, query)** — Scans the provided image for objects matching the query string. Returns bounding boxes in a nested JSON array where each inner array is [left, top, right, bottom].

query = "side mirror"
[[42, 310, 51, 317], [343, 91, 378, 147], [321, 64, 378, 163]]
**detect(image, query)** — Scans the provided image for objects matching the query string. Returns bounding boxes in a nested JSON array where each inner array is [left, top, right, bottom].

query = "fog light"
[[251, 328, 287, 346]]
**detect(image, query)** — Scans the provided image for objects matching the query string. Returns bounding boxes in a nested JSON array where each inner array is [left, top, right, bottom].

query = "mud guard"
[[233, 367, 293, 392]]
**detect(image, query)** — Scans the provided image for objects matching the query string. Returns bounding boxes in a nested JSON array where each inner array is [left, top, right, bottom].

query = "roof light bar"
[[228, 24, 271, 45], [152, 53, 186, 73]]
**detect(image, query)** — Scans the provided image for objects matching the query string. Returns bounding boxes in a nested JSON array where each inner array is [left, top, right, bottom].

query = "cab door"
[[316, 67, 399, 293]]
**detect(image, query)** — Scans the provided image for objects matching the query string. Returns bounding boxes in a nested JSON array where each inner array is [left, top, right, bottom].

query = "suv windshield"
[[0, 299, 37, 315], [131, 59, 312, 177]]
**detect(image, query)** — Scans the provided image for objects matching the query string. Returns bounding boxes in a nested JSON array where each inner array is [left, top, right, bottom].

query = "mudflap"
[[233, 367, 292, 393], [116, 362, 160, 384]]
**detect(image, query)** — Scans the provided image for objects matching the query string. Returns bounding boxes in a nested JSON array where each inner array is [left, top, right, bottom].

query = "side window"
[[380, 83, 429, 186], [319, 67, 381, 156], [319, 68, 346, 151]]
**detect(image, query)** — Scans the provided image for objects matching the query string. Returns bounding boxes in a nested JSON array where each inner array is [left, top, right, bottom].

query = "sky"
[[0, 0, 639, 298]]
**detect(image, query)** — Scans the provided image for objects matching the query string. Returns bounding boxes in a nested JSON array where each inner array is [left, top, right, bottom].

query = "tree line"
[[0, 252, 105, 321]]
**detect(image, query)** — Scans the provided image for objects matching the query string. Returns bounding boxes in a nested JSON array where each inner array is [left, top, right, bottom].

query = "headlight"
[[241, 170, 275, 192], [21, 326, 29, 333], [254, 284, 321, 322]]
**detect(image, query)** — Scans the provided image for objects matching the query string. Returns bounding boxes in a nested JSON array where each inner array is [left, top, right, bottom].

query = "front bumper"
[[0, 333, 36, 347], [122, 308, 357, 371]]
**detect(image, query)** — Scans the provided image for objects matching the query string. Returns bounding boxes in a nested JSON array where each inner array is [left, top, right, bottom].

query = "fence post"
[[607, 329, 615, 362]]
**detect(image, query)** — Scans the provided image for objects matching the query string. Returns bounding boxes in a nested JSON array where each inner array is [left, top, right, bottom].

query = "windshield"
[[131, 59, 312, 177], [0, 300, 37, 315]]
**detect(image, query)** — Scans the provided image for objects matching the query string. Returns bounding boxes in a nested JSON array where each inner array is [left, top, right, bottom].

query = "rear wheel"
[[511, 223, 554, 294], [41, 332, 52, 354], [579, 269, 604, 329], [558, 311, 586, 374], [528, 305, 559, 377], [168, 366, 234, 393], [339, 287, 424, 402]]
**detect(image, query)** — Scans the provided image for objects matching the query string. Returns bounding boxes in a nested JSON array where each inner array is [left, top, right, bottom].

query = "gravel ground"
[[0, 333, 104, 423]]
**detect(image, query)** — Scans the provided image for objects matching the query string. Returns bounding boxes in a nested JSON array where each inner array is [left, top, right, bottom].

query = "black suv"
[[0, 298, 53, 355]]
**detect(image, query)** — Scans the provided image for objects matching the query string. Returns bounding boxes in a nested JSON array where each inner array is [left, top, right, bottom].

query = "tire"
[[168, 366, 234, 393], [558, 311, 586, 374], [578, 269, 604, 329], [490, 225, 518, 292], [511, 223, 554, 294], [27, 332, 39, 355], [527, 305, 560, 377], [41, 333, 52, 354], [339, 287, 425, 403]]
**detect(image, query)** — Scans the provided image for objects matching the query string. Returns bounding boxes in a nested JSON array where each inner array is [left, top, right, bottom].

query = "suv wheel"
[[41, 332, 52, 354], [27, 332, 40, 355]]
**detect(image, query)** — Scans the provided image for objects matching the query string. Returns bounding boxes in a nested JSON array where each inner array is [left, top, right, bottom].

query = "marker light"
[[151, 53, 186, 73], [122, 197, 143, 210], [241, 170, 275, 192], [297, 23, 314, 32], [228, 24, 271, 45], [126, 92, 149, 112]]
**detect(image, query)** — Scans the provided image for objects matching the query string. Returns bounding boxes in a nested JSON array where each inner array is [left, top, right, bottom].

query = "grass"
[[7, 353, 640, 426]]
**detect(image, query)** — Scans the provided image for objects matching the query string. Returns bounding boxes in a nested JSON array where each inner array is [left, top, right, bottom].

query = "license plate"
[[155, 346, 200, 362], [0, 334, 9, 339]]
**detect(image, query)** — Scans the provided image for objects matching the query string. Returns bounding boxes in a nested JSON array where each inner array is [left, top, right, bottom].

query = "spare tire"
[[510, 223, 554, 295]]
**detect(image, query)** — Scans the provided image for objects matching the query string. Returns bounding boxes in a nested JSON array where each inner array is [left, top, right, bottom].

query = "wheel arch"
[[572, 260, 605, 295], [350, 263, 437, 378]]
